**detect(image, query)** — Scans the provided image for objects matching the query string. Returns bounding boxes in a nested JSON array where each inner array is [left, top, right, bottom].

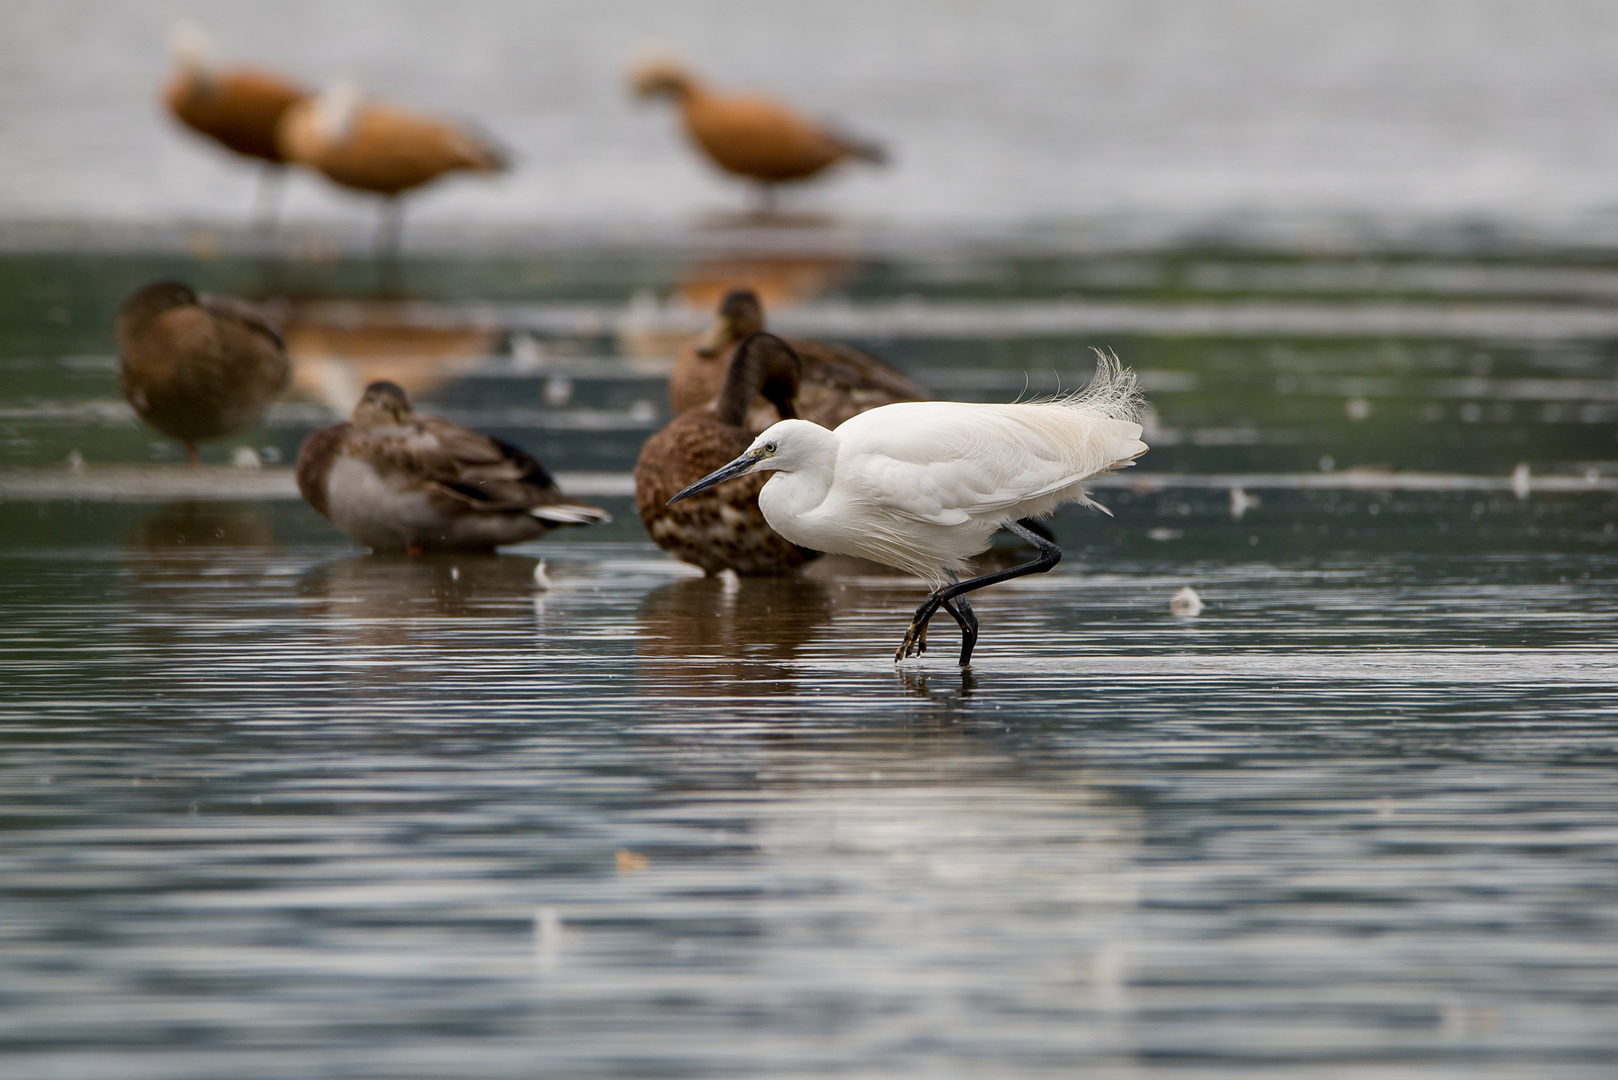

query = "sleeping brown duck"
[[115, 280, 291, 464], [297, 381, 608, 553]]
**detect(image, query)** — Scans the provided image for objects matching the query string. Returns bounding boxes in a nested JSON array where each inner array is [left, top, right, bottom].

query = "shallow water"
[[3, 243, 1618, 1077]]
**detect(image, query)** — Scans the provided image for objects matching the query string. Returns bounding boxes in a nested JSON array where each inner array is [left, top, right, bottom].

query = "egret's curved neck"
[[755, 427, 838, 536]]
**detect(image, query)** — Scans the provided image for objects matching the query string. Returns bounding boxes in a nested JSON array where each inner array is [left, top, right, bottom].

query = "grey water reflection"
[[636, 574, 837, 697], [2, 519, 1618, 1076]]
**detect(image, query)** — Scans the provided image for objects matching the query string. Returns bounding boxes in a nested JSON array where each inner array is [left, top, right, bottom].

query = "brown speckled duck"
[[115, 281, 291, 465], [162, 23, 309, 226], [297, 381, 608, 553], [637, 333, 816, 576], [277, 79, 509, 257], [631, 55, 885, 209], [672, 287, 929, 430]]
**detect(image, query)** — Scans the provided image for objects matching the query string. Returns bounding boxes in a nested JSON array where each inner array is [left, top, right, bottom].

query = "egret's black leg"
[[932, 521, 1060, 665], [896, 590, 945, 661], [894, 525, 1060, 664], [941, 594, 979, 666]]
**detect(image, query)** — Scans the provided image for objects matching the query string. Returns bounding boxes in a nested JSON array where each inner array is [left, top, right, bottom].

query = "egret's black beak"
[[667, 450, 762, 504]]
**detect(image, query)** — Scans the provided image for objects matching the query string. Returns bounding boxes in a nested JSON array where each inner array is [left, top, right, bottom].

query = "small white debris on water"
[[1170, 586, 1204, 616], [534, 906, 564, 970], [1511, 463, 1531, 500], [1147, 527, 1182, 541], [628, 399, 657, 424], [66, 450, 84, 472], [544, 375, 574, 407], [718, 567, 741, 593], [510, 331, 546, 371], [1345, 397, 1372, 421], [532, 560, 552, 591], [1229, 486, 1259, 521], [450, 566, 460, 581], [231, 446, 261, 469], [1319, 455, 1335, 472]]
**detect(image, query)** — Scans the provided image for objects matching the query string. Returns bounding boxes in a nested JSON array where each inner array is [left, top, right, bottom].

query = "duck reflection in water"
[[636, 574, 836, 697], [299, 552, 546, 622], [121, 502, 281, 658], [128, 501, 277, 553]]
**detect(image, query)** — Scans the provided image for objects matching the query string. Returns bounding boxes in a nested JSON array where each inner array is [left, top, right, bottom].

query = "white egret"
[[670, 351, 1148, 665]]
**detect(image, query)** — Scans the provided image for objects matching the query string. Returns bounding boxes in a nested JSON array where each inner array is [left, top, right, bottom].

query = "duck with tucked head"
[[297, 381, 608, 553], [277, 79, 510, 258], [673, 287, 929, 430], [637, 333, 817, 576], [115, 281, 291, 465], [631, 54, 886, 211], [162, 22, 309, 228]]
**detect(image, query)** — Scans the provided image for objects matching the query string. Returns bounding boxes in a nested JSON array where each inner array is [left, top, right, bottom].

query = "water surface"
[[2, 244, 1618, 1077]]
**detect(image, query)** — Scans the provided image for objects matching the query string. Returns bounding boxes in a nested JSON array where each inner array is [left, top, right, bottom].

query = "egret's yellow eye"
[[764, 442, 777, 454]]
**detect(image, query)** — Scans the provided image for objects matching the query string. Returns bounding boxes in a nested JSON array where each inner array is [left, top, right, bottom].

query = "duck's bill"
[[694, 316, 731, 358], [667, 451, 761, 504]]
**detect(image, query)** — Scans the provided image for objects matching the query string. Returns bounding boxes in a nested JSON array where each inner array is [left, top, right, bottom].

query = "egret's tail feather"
[[1066, 348, 1144, 423], [531, 503, 611, 526]]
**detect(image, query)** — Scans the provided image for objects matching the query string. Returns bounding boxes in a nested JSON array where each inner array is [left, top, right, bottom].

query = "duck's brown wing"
[[198, 294, 292, 412], [200, 294, 286, 352], [790, 340, 931, 401], [410, 418, 607, 524], [295, 422, 350, 518]]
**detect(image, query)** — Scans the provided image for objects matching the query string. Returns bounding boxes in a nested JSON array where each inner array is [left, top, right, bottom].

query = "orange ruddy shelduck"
[[631, 54, 886, 209], [277, 79, 510, 257], [162, 23, 309, 227]]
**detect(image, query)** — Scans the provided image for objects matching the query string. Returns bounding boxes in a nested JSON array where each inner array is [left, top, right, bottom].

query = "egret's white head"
[[168, 20, 217, 78], [666, 419, 832, 504]]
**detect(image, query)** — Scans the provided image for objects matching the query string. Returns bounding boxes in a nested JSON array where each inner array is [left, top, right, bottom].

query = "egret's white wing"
[[836, 401, 1143, 525]]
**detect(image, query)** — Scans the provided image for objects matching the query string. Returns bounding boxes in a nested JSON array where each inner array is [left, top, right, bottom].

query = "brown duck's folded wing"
[[411, 418, 595, 515], [295, 422, 350, 518], [791, 340, 931, 401], [200, 294, 286, 351]]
